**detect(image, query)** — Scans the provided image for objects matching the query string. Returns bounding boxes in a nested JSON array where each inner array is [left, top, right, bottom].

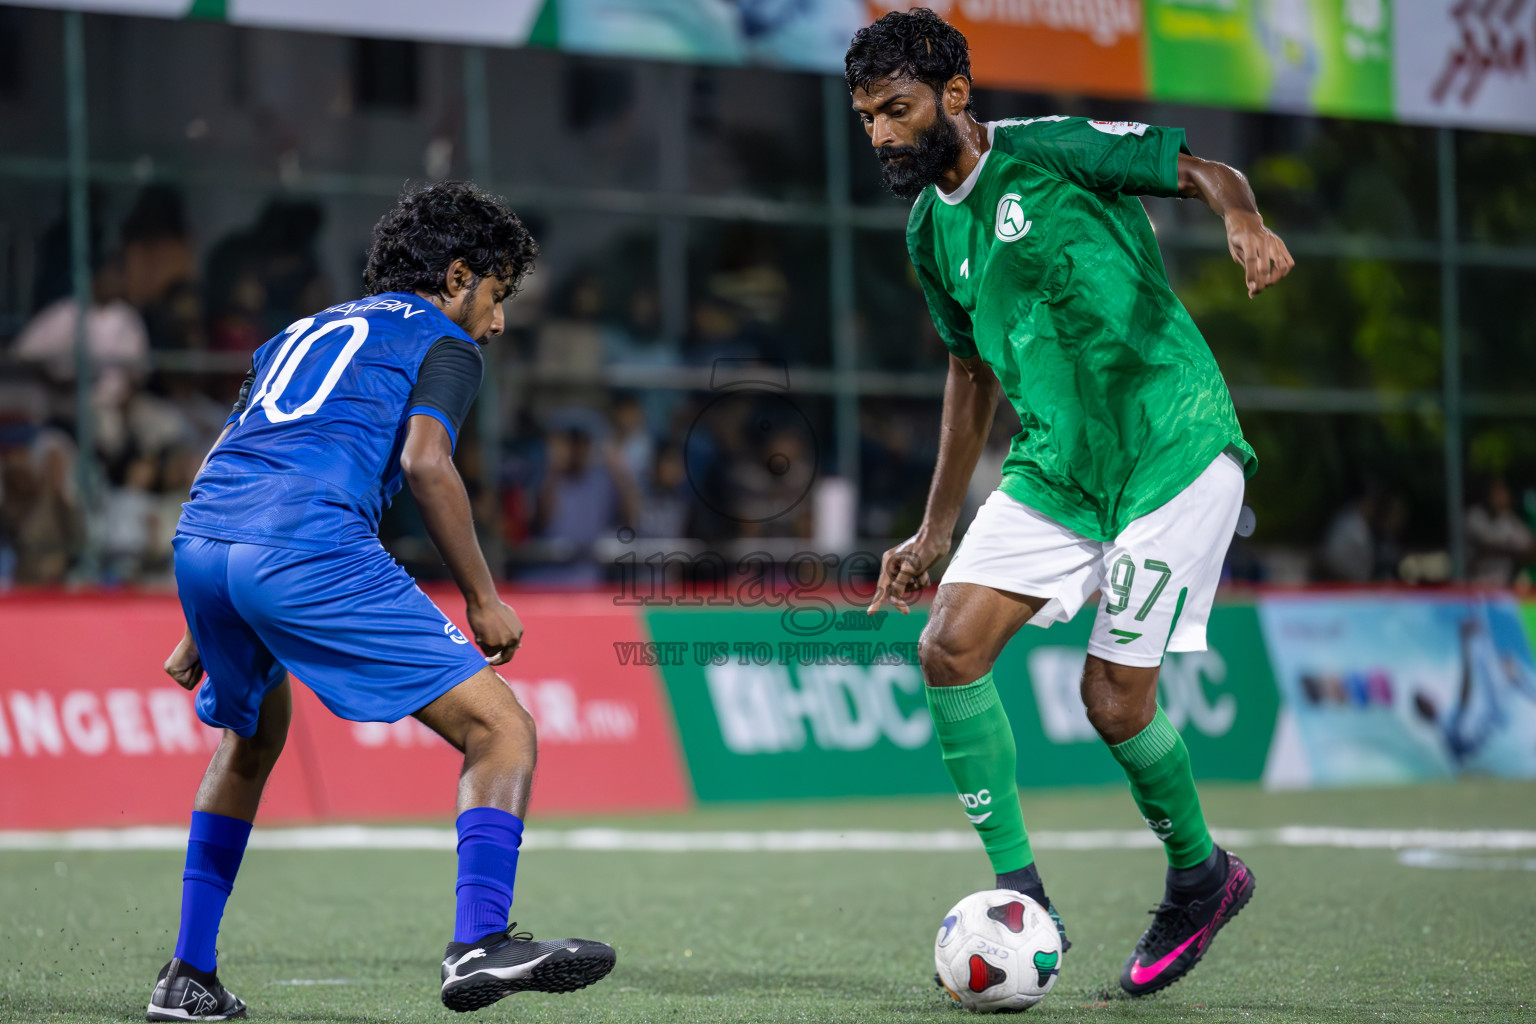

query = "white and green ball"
[[934, 889, 1062, 1013]]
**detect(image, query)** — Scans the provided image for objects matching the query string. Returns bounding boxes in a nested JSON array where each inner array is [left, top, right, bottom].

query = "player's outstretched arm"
[[869, 354, 999, 616], [401, 415, 523, 665], [1177, 153, 1295, 298], [163, 422, 237, 691]]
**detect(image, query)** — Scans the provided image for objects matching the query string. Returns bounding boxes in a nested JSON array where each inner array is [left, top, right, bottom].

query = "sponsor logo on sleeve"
[[1088, 120, 1148, 136]]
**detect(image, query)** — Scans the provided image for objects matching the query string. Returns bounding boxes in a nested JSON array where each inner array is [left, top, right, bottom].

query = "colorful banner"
[[1258, 594, 1536, 788], [9, 0, 1534, 133], [1144, 0, 1392, 119], [868, 1, 1147, 98], [0, 592, 689, 829], [5, 589, 1536, 829], [645, 603, 1279, 801]]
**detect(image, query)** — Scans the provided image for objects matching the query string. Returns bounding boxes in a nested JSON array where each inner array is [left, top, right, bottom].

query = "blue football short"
[[173, 533, 489, 737]]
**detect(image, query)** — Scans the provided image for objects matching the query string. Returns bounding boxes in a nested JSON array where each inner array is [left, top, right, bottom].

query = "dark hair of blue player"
[[364, 180, 539, 299], [844, 7, 975, 113]]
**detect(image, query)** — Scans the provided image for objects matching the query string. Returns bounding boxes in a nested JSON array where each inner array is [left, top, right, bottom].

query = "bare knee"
[[465, 693, 536, 765], [1080, 657, 1158, 744], [429, 670, 538, 770], [918, 622, 994, 688], [218, 724, 286, 782]]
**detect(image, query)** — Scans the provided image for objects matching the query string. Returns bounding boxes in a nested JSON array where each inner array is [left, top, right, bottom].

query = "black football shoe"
[[146, 958, 246, 1021], [1120, 849, 1255, 997], [1043, 897, 1072, 955], [440, 924, 616, 1012]]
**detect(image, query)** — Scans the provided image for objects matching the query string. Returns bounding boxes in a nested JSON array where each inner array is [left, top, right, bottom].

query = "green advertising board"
[[645, 603, 1279, 802], [1145, 0, 1392, 120]]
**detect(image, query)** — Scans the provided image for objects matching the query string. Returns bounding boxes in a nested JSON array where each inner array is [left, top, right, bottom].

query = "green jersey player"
[[848, 9, 1294, 999]]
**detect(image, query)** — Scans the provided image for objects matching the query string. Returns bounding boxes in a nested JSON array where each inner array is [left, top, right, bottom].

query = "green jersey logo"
[[995, 194, 1031, 242]]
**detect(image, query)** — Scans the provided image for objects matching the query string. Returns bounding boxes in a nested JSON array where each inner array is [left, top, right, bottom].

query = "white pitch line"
[[1, 825, 1535, 853], [1397, 849, 1536, 871]]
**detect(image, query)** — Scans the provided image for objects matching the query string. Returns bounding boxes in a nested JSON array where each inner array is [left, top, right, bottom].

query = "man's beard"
[[877, 110, 962, 199]]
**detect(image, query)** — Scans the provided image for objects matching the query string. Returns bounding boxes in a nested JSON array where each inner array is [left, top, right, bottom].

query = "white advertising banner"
[[1393, 0, 1536, 134], [12, 0, 191, 14], [226, 0, 543, 47]]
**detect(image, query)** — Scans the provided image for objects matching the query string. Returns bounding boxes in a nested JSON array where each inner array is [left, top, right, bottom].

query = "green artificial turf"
[[2, 780, 1533, 1023]]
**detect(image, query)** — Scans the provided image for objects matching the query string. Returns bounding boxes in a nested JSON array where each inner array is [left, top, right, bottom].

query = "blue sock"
[[174, 811, 253, 973], [454, 807, 524, 944]]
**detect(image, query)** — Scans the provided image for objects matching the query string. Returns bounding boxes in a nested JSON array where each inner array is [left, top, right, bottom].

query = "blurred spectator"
[[1319, 488, 1376, 583], [13, 256, 150, 462], [1373, 492, 1410, 581], [530, 416, 638, 583], [120, 185, 202, 352], [536, 272, 606, 379], [859, 405, 910, 539], [204, 200, 330, 351], [29, 186, 106, 312], [611, 392, 654, 483], [126, 383, 228, 463], [708, 263, 789, 360], [731, 426, 812, 538], [1465, 476, 1534, 586], [687, 296, 750, 364], [95, 455, 158, 583], [151, 446, 203, 570], [635, 442, 692, 539], [0, 432, 84, 585]]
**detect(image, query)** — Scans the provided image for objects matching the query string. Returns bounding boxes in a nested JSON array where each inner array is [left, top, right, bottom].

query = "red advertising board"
[[0, 591, 690, 829]]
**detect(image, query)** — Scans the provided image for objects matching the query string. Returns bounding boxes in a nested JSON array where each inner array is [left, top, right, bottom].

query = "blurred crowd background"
[[1, 6, 1535, 591]]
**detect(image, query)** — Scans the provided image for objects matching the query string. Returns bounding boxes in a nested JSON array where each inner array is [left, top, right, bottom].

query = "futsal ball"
[[934, 889, 1062, 1012]]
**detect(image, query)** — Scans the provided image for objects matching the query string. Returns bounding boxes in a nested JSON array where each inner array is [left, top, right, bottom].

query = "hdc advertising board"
[[643, 603, 1279, 801]]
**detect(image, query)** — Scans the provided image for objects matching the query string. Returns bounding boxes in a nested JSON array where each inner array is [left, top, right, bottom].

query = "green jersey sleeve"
[[990, 116, 1188, 198], [906, 195, 977, 359]]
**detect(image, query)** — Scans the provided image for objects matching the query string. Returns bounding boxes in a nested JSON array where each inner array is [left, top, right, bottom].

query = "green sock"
[[926, 673, 1033, 874], [1108, 706, 1214, 868]]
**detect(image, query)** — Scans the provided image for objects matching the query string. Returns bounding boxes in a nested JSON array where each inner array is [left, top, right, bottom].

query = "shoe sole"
[[146, 1006, 246, 1022], [1122, 873, 1256, 998], [442, 948, 616, 1012]]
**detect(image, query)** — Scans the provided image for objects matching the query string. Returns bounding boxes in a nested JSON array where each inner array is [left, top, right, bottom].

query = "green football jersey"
[[907, 116, 1257, 542]]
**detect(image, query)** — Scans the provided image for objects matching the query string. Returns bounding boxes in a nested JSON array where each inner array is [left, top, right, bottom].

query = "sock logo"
[[1142, 816, 1174, 840], [959, 790, 993, 824]]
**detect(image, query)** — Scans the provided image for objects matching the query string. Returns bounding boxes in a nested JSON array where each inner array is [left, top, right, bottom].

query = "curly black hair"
[[844, 7, 973, 111], [364, 180, 538, 298]]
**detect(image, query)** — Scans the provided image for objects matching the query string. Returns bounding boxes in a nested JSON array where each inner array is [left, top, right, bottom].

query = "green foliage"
[[1247, 119, 1437, 240], [1457, 133, 1536, 245]]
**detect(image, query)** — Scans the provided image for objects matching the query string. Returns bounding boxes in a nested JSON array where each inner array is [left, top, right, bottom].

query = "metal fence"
[[4, 10, 1536, 582]]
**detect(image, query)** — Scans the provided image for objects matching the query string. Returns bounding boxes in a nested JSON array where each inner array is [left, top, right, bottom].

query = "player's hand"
[[164, 629, 203, 691], [1225, 210, 1294, 297], [468, 598, 524, 666], [867, 532, 946, 616]]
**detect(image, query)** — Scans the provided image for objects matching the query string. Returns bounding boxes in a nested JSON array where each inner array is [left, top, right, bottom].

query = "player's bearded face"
[[877, 105, 962, 199]]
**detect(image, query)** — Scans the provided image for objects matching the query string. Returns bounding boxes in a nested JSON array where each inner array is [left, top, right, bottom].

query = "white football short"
[[941, 452, 1245, 668]]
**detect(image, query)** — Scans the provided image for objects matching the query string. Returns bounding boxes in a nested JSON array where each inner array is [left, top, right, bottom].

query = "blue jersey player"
[[147, 183, 615, 1021]]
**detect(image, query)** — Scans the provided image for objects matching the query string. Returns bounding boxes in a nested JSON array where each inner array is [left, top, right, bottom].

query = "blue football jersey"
[[178, 293, 478, 551]]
